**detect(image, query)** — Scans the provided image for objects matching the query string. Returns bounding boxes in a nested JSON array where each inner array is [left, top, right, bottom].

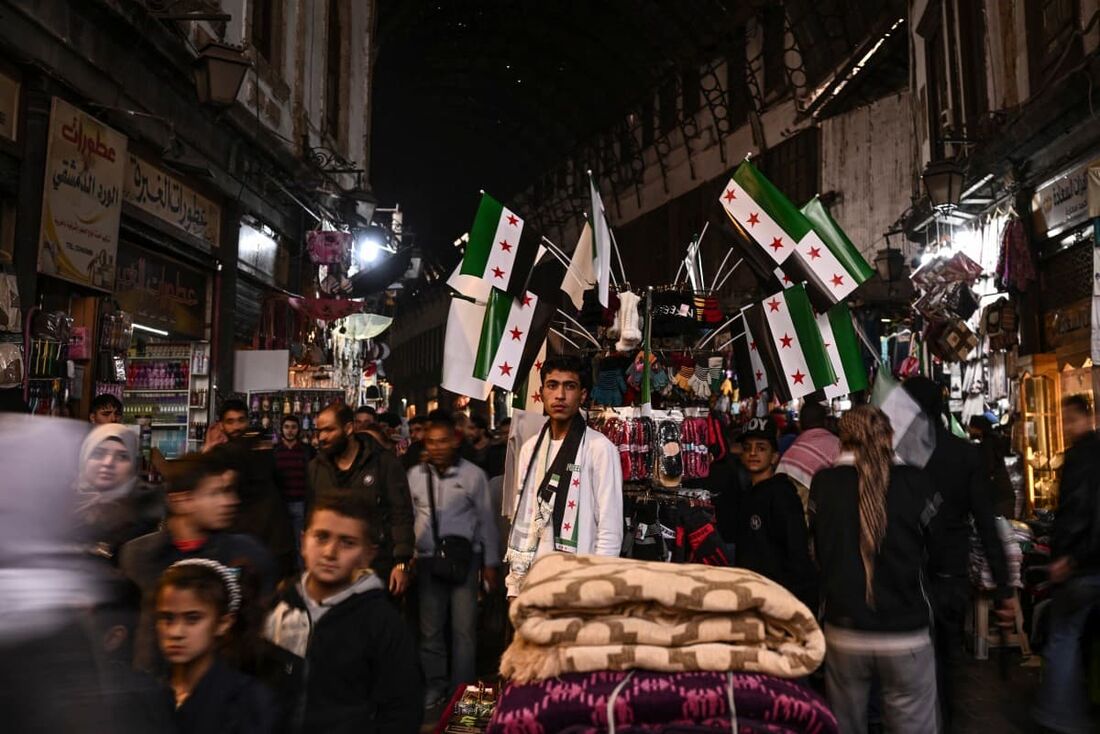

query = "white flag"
[[589, 174, 611, 307], [441, 298, 492, 400], [563, 222, 596, 310]]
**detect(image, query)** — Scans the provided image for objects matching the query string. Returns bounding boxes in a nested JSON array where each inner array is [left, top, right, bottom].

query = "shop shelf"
[[126, 356, 190, 361], [123, 389, 188, 394]]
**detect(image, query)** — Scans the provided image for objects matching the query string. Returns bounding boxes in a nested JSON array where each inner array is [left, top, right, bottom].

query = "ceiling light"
[[133, 322, 169, 336]]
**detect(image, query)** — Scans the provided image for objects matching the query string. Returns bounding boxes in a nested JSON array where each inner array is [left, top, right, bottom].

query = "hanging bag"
[[423, 465, 474, 585]]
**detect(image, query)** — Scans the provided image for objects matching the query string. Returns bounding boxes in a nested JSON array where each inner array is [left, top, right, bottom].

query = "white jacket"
[[505, 426, 623, 596]]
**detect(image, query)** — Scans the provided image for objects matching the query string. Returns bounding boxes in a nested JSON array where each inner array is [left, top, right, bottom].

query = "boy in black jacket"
[[264, 488, 422, 734], [714, 417, 817, 611]]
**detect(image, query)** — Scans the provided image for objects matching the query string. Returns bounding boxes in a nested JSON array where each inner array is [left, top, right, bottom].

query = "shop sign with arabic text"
[[37, 97, 127, 291], [124, 154, 221, 248]]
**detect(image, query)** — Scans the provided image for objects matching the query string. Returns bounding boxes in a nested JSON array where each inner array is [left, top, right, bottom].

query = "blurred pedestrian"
[[903, 376, 1013, 732], [157, 560, 274, 734], [119, 452, 275, 671], [967, 415, 1015, 519], [211, 399, 296, 578], [402, 416, 428, 471], [309, 404, 415, 597], [76, 424, 161, 562], [1033, 394, 1100, 733], [89, 393, 123, 425], [810, 405, 939, 734]]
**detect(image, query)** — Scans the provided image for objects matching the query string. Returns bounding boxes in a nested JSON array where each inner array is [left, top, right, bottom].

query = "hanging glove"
[[615, 291, 642, 351]]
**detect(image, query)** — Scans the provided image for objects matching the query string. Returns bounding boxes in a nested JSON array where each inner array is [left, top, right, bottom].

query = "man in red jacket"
[[273, 414, 314, 548]]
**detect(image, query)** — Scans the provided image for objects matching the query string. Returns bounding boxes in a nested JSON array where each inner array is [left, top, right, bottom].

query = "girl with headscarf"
[[808, 405, 940, 734], [77, 424, 162, 561]]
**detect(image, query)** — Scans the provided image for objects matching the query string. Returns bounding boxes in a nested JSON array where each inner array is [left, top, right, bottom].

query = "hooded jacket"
[[1053, 430, 1100, 573], [308, 434, 415, 573], [263, 573, 423, 733], [174, 657, 275, 734]]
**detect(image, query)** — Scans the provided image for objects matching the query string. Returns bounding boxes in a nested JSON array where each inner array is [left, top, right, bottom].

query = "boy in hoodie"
[[264, 488, 422, 733]]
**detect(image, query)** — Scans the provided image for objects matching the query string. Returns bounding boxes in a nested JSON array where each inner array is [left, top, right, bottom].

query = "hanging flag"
[[562, 222, 596, 310], [512, 339, 548, 412], [871, 372, 936, 468], [589, 173, 612, 307], [816, 302, 869, 399], [718, 159, 827, 266], [441, 297, 492, 399], [780, 196, 875, 311], [743, 284, 835, 402], [473, 288, 539, 392], [474, 250, 567, 392], [447, 192, 542, 301], [732, 311, 769, 398]]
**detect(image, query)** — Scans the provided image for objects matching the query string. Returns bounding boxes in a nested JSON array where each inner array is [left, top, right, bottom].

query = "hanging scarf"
[[505, 414, 587, 581]]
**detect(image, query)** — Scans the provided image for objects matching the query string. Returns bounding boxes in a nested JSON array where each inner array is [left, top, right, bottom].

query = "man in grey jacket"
[[309, 404, 415, 597], [408, 412, 500, 708]]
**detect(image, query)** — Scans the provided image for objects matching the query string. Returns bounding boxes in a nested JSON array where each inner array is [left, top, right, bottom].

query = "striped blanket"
[[499, 554, 825, 683]]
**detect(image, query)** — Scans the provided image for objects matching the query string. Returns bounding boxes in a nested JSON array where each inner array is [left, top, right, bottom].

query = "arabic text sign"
[[37, 97, 127, 291], [114, 242, 207, 338], [1032, 159, 1100, 238], [124, 154, 221, 248]]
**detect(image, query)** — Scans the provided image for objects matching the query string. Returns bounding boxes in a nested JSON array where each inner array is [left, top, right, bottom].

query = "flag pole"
[[540, 236, 595, 293], [695, 312, 744, 350], [710, 246, 736, 292], [554, 309, 601, 348], [694, 221, 709, 291], [714, 258, 744, 293], [714, 330, 747, 352], [607, 226, 629, 287], [549, 328, 583, 350], [641, 286, 653, 408]]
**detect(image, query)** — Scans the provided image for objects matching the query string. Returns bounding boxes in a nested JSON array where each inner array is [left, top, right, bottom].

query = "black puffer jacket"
[[308, 435, 415, 575], [810, 462, 937, 632]]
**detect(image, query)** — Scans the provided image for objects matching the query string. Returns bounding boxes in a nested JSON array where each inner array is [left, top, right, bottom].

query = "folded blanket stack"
[[486, 670, 837, 734], [500, 554, 825, 684]]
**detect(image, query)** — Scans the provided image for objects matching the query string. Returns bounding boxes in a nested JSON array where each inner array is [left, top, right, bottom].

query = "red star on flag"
[[749, 340, 757, 351], [807, 246, 822, 260], [498, 362, 513, 376], [769, 237, 784, 252], [755, 370, 763, 381], [747, 212, 760, 226], [562, 523, 572, 532], [779, 333, 793, 348], [782, 273, 793, 284], [791, 370, 806, 385], [830, 273, 845, 287], [534, 359, 543, 371], [491, 266, 505, 279], [824, 341, 831, 348], [521, 294, 532, 307], [506, 214, 519, 226], [571, 478, 580, 487], [723, 188, 737, 202], [532, 393, 542, 403], [767, 298, 782, 312], [567, 500, 576, 509], [509, 326, 523, 341], [499, 239, 512, 252]]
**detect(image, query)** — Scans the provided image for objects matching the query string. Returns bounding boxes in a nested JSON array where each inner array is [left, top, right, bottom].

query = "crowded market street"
[[1, 2, 1100, 733]]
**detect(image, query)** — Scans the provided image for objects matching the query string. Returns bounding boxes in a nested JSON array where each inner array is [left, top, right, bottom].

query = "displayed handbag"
[[307, 230, 351, 265], [423, 465, 474, 585]]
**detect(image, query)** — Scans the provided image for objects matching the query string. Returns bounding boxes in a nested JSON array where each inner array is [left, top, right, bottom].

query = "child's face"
[[302, 509, 374, 588], [174, 471, 239, 531], [155, 586, 231, 665]]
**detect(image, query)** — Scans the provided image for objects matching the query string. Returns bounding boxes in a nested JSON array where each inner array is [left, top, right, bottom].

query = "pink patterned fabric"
[[776, 428, 840, 490], [487, 671, 837, 734]]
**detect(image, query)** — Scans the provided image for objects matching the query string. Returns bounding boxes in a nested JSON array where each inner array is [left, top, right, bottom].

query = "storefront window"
[[1019, 373, 1062, 510]]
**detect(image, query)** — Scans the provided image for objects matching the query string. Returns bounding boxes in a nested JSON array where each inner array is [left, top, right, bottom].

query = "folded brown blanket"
[[500, 554, 825, 683]]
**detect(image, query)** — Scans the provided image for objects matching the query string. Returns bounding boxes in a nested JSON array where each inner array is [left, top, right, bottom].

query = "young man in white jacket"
[[504, 355, 623, 598]]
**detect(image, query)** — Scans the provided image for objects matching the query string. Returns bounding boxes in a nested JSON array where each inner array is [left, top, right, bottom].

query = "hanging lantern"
[[193, 42, 251, 107], [921, 158, 965, 211]]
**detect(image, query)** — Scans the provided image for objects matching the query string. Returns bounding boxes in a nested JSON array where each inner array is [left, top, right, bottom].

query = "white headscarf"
[[76, 423, 140, 508]]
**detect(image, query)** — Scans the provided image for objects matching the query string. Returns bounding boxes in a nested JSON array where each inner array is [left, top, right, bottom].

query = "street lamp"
[[340, 186, 379, 229], [193, 42, 250, 107], [921, 158, 965, 211]]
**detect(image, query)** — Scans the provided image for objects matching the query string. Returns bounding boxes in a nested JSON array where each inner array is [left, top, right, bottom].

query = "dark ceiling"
[[370, 0, 905, 272]]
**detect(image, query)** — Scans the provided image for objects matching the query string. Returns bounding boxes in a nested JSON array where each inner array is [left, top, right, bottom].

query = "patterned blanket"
[[500, 554, 825, 683], [487, 670, 838, 734]]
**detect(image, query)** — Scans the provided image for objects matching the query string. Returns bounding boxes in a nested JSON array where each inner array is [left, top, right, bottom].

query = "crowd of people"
[[1, 354, 1098, 733]]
